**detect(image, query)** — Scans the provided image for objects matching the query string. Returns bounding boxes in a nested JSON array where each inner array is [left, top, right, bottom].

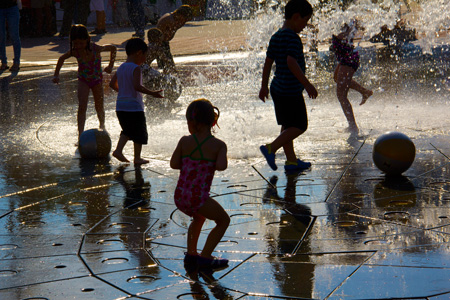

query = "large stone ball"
[[78, 129, 111, 159], [372, 131, 415, 176]]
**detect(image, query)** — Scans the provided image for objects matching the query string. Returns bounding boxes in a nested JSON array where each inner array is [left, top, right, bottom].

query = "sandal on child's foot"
[[184, 252, 199, 265], [183, 252, 199, 273], [0, 64, 9, 70], [198, 256, 229, 270]]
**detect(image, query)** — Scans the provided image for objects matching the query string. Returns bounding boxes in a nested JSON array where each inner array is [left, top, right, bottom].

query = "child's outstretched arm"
[[215, 141, 228, 171], [170, 137, 185, 169], [287, 55, 318, 99], [52, 52, 71, 84], [259, 57, 274, 102], [132, 67, 164, 98], [101, 44, 117, 74]]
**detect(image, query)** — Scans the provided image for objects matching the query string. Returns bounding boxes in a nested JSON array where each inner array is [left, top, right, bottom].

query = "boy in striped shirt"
[[258, 0, 318, 172]]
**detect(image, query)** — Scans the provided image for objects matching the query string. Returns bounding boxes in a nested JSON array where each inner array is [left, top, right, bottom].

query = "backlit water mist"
[[141, 0, 450, 162]]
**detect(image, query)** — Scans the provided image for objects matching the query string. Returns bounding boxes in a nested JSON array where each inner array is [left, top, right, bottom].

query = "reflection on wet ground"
[[1, 45, 450, 299]]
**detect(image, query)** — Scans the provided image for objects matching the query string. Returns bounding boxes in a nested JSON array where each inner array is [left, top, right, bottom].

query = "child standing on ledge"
[[170, 99, 230, 270], [53, 24, 116, 140], [258, 0, 318, 172], [109, 38, 163, 165]]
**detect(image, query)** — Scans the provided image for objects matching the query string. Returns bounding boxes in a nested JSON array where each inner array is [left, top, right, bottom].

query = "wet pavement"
[[1, 21, 450, 300]]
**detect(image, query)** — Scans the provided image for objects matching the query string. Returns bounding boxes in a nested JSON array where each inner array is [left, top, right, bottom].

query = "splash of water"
[[147, 0, 450, 161], [314, 0, 399, 42], [312, 0, 450, 53], [410, 0, 450, 53]]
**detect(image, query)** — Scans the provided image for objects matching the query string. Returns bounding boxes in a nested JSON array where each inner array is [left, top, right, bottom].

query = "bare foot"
[[360, 90, 373, 105], [134, 158, 149, 165], [113, 151, 130, 162]]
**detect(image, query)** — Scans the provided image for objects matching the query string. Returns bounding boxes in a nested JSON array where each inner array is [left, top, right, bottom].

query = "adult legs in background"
[[60, 0, 90, 37], [125, 0, 146, 38], [93, 10, 106, 33], [31, 0, 52, 37], [90, 0, 107, 33], [60, 0, 76, 37], [1, 6, 21, 71], [75, 0, 90, 27], [0, 8, 8, 68]]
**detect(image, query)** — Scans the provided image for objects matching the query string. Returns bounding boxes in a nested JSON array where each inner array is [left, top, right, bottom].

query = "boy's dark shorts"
[[116, 111, 148, 145], [270, 89, 308, 131]]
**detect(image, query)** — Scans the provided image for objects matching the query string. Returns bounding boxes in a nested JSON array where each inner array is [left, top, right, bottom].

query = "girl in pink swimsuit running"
[[170, 98, 230, 270], [331, 20, 373, 134], [53, 24, 117, 140]]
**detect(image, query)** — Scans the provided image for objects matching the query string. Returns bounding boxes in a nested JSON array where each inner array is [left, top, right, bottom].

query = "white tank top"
[[116, 62, 144, 112]]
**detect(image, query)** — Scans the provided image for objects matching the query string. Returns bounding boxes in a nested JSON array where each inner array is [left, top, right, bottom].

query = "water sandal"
[[184, 252, 198, 265], [0, 64, 9, 70], [260, 144, 277, 170], [197, 255, 229, 270], [284, 159, 311, 171], [183, 252, 199, 272]]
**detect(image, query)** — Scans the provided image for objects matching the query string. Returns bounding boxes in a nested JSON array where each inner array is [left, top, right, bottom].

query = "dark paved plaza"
[[1, 18, 450, 300]]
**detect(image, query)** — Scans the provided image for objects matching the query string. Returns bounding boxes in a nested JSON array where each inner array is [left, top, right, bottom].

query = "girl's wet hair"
[[69, 24, 91, 55], [186, 98, 220, 128]]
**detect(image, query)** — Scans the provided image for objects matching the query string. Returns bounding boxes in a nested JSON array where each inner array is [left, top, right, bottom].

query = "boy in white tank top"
[[109, 38, 163, 165]]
